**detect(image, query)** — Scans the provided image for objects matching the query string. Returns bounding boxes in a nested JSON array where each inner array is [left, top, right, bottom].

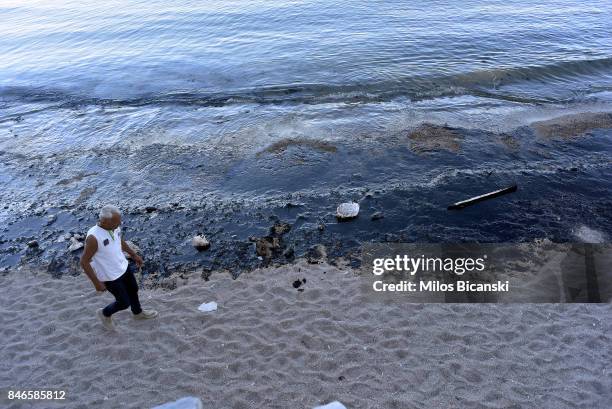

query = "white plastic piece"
[[68, 237, 84, 252], [198, 301, 218, 312], [151, 396, 203, 409], [336, 202, 359, 220], [191, 235, 210, 251], [313, 402, 347, 409]]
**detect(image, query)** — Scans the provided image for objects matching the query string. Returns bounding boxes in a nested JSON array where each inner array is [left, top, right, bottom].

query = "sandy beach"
[[1, 260, 610, 409]]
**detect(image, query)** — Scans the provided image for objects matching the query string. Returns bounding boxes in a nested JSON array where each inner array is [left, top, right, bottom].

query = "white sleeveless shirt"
[[86, 224, 128, 282]]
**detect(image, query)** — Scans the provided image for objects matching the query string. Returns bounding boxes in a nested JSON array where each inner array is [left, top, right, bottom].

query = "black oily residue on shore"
[[1, 120, 611, 285]]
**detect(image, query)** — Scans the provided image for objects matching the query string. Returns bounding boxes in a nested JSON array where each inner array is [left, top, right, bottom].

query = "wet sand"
[[1, 260, 611, 409]]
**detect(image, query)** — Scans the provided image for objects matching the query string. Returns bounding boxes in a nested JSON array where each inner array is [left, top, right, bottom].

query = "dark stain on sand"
[[530, 112, 612, 139]]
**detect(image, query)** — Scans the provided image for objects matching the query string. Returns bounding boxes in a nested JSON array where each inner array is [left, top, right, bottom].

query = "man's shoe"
[[133, 309, 158, 320], [97, 308, 115, 331]]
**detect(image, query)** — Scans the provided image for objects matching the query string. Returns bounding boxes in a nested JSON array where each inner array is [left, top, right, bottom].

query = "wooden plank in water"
[[447, 184, 517, 210]]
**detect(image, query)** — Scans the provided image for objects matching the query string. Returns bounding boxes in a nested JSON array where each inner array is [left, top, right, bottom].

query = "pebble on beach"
[[370, 211, 384, 221], [191, 235, 210, 251]]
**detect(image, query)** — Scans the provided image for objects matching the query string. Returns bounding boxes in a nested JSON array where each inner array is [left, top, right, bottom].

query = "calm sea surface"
[[1, 0, 612, 102]]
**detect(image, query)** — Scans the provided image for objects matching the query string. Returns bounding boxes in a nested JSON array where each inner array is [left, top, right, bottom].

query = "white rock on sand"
[[0, 260, 610, 408]]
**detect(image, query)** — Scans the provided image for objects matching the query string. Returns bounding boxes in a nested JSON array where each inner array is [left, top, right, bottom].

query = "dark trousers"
[[102, 265, 142, 317]]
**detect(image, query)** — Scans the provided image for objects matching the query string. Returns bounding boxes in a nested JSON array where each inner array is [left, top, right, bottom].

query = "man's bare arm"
[[80, 235, 105, 291], [121, 238, 143, 267]]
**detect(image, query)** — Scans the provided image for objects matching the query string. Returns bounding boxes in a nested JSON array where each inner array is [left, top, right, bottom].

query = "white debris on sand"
[[151, 396, 203, 409], [313, 402, 347, 409], [191, 235, 210, 251], [198, 301, 217, 312], [68, 236, 84, 252], [336, 202, 359, 220]]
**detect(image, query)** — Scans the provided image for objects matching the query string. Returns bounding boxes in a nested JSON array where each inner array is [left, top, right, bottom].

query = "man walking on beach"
[[80, 205, 158, 330]]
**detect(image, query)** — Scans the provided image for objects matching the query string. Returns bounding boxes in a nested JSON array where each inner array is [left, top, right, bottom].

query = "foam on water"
[[574, 226, 607, 244]]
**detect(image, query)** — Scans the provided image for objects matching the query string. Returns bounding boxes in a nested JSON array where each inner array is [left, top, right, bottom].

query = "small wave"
[[2, 57, 612, 112]]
